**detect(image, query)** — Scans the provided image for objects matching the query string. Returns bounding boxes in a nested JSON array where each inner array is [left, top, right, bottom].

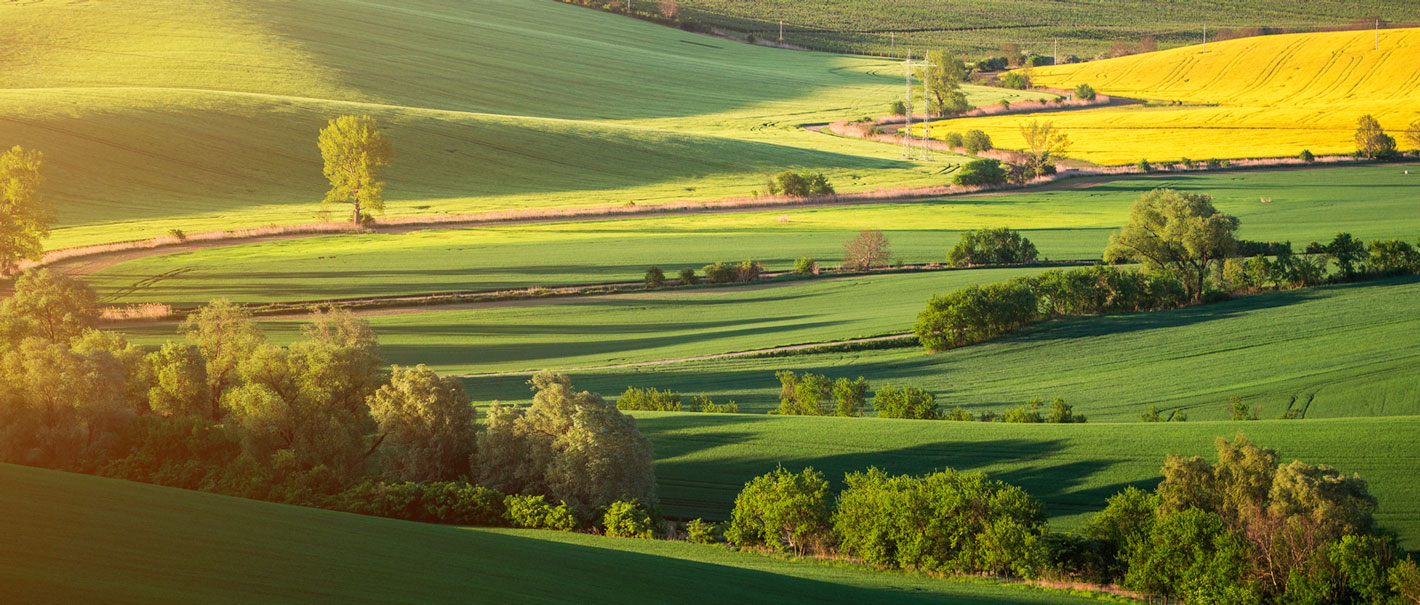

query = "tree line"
[[718, 435, 1420, 603], [0, 269, 657, 531]]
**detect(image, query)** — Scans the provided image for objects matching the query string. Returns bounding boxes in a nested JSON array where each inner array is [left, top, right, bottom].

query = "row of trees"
[[0, 270, 655, 525], [771, 370, 1082, 422], [616, 386, 740, 413], [716, 437, 1420, 602]]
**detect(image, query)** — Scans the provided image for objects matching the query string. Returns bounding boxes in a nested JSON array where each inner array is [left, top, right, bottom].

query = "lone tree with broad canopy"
[[1017, 120, 1070, 179], [1354, 115, 1396, 159], [1105, 189, 1239, 302], [843, 230, 891, 271], [0, 146, 50, 276], [921, 50, 969, 115], [318, 115, 392, 224]]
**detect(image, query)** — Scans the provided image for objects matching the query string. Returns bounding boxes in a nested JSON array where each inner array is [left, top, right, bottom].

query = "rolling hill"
[[941, 28, 1420, 163]]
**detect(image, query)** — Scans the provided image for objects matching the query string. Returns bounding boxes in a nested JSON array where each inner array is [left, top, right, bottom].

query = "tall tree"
[[1018, 120, 1070, 179], [921, 50, 969, 115], [1104, 189, 1240, 301], [180, 300, 266, 421], [318, 115, 392, 224], [1, 269, 97, 344], [367, 364, 476, 482], [0, 146, 50, 276], [1354, 115, 1396, 159]]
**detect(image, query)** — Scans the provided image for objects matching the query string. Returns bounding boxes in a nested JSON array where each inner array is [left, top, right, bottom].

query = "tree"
[[1124, 508, 1262, 603], [142, 342, 208, 418], [367, 364, 476, 482], [725, 466, 831, 555], [963, 129, 993, 154], [842, 230, 890, 271], [643, 266, 665, 289], [871, 385, 939, 419], [1354, 115, 1396, 159], [888, 99, 907, 116], [774, 370, 833, 416], [1367, 239, 1420, 275], [475, 371, 655, 519], [831, 376, 868, 417], [1081, 486, 1161, 580], [1, 269, 97, 343], [1018, 120, 1070, 179], [1074, 83, 1097, 101], [658, 0, 679, 19], [914, 279, 1039, 351], [922, 50, 969, 115], [947, 227, 1038, 266], [1323, 232, 1367, 279], [1104, 189, 1240, 301], [318, 115, 392, 224], [0, 146, 50, 276], [180, 301, 267, 422], [768, 171, 833, 197], [1405, 118, 1420, 152], [952, 158, 1008, 186]]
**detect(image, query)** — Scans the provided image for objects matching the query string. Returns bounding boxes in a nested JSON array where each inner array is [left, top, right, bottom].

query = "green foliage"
[[841, 229, 890, 271], [831, 377, 868, 417], [1124, 508, 1261, 603], [677, 267, 699, 285], [1227, 396, 1256, 421], [367, 364, 476, 482], [1073, 83, 1096, 101], [947, 227, 1038, 266], [914, 278, 1039, 351], [1136, 158, 1153, 172], [701, 261, 736, 283], [998, 72, 1029, 90], [1017, 120, 1068, 179], [476, 371, 656, 519], [870, 385, 939, 419], [963, 129, 993, 154], [505, 494, 577, 531], [1284, 534, 1394, 605], [1390, 558, 1420, 603], [833, 467, 1047, 578], [644, 266, 665, 288], [1323, 232, 1368, 279], [341, 481, 507, 526], [2, 269, 98, 344], [1047, 397, 1085, 423], [998, 398, 1044, 423], [921, 50, 969, 115], [1139, 406, 1163, 422], [1080, 487, 1160, 581], [944, 131, 965, 148], [793, 255, 817, 275], [0, 146, 50, 275], [617, 386, 682, 411], [773, 371, 867, 417], [768, 170, 834, 197], [951, 158, 1008, 187], [1355, 114, 1397, 159], [142, 342, 208, 419], [888, 99, 906, 116], [1299, 149, 1315, 162], [318, 115, 392, 224], [725, 466, 831, 555], [601, 498, 656, 539], [688, 395, 739, 413], [1105, 188, 1241, 301], [684, 518, 721, 544], [179, 300, 266, 422]]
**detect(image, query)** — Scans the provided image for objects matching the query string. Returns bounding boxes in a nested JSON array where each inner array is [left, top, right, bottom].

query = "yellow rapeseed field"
[[937, 28, 1420, 164]]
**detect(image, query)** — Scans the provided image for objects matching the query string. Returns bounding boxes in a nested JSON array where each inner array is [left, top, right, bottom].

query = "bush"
[[726, 466, 832, 555], [678, 267, 698, 285], [689, 395, 740, 413], [871, 385, 939, 419], [793, 256, 818, 275], [339, 481, 507, 526], [914, 279, 1039, 351], [1205, 158, 1223, 169], [505, 494, 577, 531], [644, 266, 665, 289], [685, 518, 721, 544], [1136, 158, 1153, 172], [833, 467, 1048, 578], [1047, 397, 1086, 423], [1368, 239, 1420, 275], [888, 99, 907, 116], [999, 72, 1030, 89], [617, 386, 681, 411], [774, 371, 867, 417], [734, 259, 764, 282], [601, 498, 655, 538], [1074, 83, 1097, 101], [952, 158, 1008, 186], [963, 129, 993, 154], [769, 170, 834, 197], [702, 261, 736, 283], [947, 227, 1039, 266], [944, 132, 965, 148], [998, 398, 1044, 423], [1299, 149, 1315, 162]]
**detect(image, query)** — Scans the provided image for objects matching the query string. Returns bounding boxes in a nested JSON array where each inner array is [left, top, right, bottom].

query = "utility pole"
[[1053, 39, 1058, 65], [891, 32, 895, 58], [779, 19, 784, 42], [1202, 24, 1207, 53], [1376, 18, 1380, 50]]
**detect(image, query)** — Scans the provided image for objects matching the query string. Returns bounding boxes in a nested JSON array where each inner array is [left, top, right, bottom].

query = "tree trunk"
[[351, 200, 361, 224]]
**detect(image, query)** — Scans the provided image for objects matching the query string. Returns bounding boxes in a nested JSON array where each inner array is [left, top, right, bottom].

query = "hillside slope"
[[0, 464, 1094, 604], [0, 0, 1044, 248], [942, 28, 1420, 163]]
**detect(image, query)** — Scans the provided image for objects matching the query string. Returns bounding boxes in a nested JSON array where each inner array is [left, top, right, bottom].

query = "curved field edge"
[[631, 413, 1420, 550], [0, 463, 1099, 604]]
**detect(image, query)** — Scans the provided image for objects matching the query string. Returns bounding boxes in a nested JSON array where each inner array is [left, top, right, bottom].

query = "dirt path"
[[453, 333, 915, 378]]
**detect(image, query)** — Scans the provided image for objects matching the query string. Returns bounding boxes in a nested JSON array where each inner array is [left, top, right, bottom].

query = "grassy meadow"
[[941, 28, 1420, 163], [2, 0, 1052, 249], [460, 277, 1420, 421], [0, 464, 1101, 604], [85, 164, 1420, 305]]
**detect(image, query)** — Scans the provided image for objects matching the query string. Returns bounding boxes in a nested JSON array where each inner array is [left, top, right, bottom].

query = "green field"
[[663, 0, 1420, 56], [84, 164, 1420, 306], [118, 268, 1046, 373], [629, 413, 1420, 549], [4, 0, 1058, 250], [461, 277, 1420, 420], [0, 464, 1101, 604]]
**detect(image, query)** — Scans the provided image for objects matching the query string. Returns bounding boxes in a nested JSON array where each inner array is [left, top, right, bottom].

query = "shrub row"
[[616, 387, 740, 413], [336, 480, 657, 536]]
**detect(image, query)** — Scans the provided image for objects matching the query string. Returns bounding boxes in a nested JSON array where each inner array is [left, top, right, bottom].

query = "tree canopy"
[[318, 115, 392, 224], [1104, 189, 1240, 301], [0, 146, 49, 276]]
